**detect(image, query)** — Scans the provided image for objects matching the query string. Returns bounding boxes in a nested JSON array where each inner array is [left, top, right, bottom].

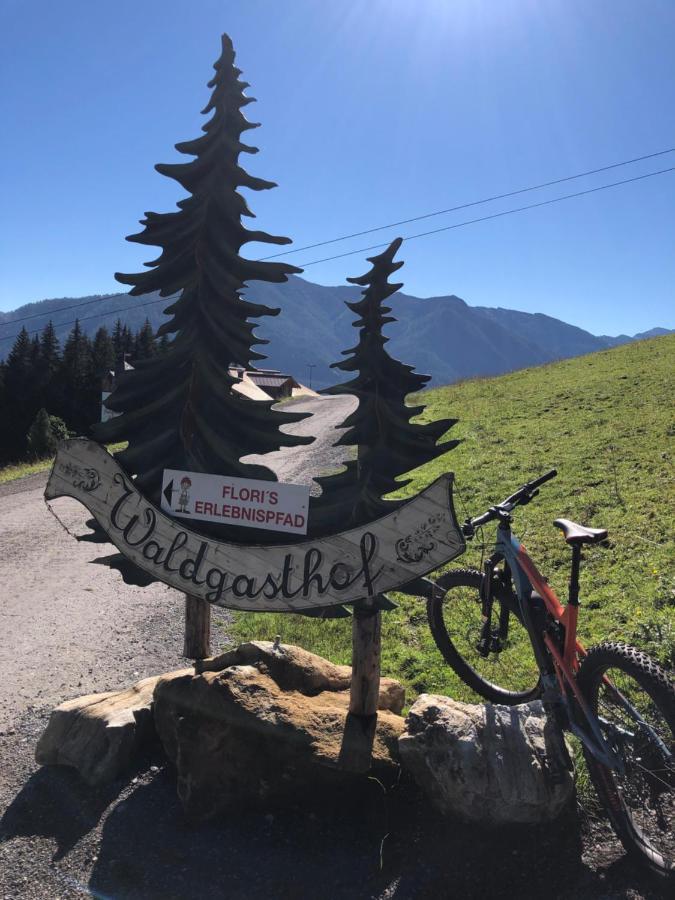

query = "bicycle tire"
[[577, 641, 674, 880], [426, 568, 542, 705]]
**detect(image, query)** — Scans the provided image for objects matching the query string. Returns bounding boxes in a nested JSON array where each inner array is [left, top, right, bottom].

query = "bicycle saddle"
[[553, 518, 608, 545]]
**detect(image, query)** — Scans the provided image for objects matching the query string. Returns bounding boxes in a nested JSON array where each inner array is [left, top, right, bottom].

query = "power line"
[[0, 295, 172, 345], [0, 293, 129, 328], [2, 146, 673, 331], [260, 146, 675, 260], [1, 162, 673, 347], [297, 165, 675, 268]]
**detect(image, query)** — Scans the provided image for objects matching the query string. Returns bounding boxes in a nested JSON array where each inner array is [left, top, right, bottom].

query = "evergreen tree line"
[[0, 317, 170, 464]]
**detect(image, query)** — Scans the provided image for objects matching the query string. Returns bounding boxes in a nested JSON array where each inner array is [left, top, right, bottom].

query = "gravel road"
[[0, 395, 356, 730], [244, 393, 357, 491], [0, 395, 663, 899]]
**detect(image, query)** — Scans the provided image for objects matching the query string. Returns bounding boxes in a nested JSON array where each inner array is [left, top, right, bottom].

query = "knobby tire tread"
[[577, 641, 675, 881]]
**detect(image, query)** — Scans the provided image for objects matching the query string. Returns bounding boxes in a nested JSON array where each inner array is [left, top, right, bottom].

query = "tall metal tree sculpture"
[[94, 34, 311, 516], [311, 237, 459, 535]]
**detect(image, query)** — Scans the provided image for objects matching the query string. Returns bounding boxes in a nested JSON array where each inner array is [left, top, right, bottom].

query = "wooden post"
[[349, 600, 382, 716], [183, 594, 211, 660], [339, 599, 382, 772]]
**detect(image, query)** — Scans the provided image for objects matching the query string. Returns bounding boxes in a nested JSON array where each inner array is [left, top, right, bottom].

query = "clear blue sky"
[[1, 0, 673, 335]]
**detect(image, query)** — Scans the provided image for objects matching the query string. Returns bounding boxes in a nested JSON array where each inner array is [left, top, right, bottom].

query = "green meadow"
[[0, 442, 128, 485], [230, 334, 674, 703]]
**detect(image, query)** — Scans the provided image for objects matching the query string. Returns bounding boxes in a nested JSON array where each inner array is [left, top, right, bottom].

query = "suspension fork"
[[477, 556, 496, 657], [477, 552, 510, 656]]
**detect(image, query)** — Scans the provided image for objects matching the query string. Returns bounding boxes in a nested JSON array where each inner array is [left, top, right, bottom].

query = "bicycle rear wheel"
[[577, 642, 674, 880], [426, 569, 541, 704]]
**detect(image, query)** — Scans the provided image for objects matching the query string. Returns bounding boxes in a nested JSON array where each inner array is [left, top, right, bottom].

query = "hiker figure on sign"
[[178, 477, 192, 514]]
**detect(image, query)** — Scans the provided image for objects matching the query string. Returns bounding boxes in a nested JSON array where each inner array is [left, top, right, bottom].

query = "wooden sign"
[[45, 439, 466, 613], [160, 468, 310, 534]]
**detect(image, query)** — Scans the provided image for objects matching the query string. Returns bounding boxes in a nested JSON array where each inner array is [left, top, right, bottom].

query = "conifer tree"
[[37, 321, 62, 415], [121, 325, 133, 356], [6, 327, 32, 372], [92, 326, 115, 379], [311, 238, 459, 533], [112, 319, 125, 363], [157, 333, 171, 355], [3, 327, 35, 458], [27, 408, 70, 458], [30, 333, 41, 365], [27, 408, 57, 458], [62, 321, 91, 387], [133, 319, 156, 362], [62, 320, 94, 432], [94, 34, 310, 511], [39, 321, 61, 378], [0, 361, 8, 463]]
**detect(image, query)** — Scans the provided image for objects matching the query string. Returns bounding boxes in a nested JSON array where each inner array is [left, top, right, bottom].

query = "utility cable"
[[297, 165, 675, 268], [1, 163, 673, 346], [2, 146, 673, 330], [259, 147, 675, 260]]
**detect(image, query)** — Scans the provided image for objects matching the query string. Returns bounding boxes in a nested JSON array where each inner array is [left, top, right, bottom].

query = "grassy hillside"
[[230, 335, 674, 702]]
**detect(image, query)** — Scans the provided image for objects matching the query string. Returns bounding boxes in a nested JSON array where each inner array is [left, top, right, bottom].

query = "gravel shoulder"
[[0, 396, 667, 898]]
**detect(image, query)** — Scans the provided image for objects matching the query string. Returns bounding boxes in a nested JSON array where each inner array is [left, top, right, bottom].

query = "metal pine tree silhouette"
[[94, 34, 311, 511], [311, 237, 459, 534]]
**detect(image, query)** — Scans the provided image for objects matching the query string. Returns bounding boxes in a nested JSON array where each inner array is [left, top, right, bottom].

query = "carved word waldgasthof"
[[46, 439, 466, 613]]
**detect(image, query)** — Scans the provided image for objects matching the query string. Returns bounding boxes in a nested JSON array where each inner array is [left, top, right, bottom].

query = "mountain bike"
[[426, 469, 674, 879]]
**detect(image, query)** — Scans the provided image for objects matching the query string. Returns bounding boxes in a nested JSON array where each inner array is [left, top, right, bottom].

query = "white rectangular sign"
[[160, 468, 310, 535]]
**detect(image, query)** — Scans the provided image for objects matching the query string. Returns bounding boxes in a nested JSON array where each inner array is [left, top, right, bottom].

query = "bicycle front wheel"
[[426, 569, 541, 704], [577, 642, 674, 880]]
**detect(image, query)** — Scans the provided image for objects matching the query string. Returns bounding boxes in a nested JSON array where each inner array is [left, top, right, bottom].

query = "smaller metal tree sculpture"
[[311, 237, 459, 535]]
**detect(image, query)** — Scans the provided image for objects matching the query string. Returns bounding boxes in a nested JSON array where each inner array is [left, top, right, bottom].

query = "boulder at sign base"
[[398, 695, 574, 825], [35, 671, 190, 785], [153, 641, 405, 820]]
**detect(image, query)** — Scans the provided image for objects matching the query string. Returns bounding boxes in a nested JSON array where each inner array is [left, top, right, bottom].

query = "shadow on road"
[[1, 752, 663, 899], [86, 773, 609, 900], [0, 764, 129, 861]]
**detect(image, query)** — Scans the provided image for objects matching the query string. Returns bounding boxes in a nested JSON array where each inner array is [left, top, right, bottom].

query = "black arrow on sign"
[[163, 479, 174, 507]]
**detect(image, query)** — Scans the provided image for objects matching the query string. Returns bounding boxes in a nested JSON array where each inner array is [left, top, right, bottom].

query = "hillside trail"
[[0, 394, 663, 899]]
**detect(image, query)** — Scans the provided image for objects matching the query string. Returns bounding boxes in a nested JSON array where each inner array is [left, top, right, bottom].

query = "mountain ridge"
[[0, 277, 671, 388]]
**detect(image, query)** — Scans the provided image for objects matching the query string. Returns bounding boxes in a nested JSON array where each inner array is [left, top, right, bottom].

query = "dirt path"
[[0, 396, 665, 899]]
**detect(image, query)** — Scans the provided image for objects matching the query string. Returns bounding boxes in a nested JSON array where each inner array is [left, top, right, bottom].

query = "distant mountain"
[[0, 278, 671, 388], [597, 326, 674, 349]]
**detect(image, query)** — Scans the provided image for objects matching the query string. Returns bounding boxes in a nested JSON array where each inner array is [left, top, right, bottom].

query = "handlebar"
[[464, 469, 557, 535]]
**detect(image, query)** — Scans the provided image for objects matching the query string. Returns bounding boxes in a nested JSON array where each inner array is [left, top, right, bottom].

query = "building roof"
[[247, 374, 294, 388], [229, 364, 301, 390]]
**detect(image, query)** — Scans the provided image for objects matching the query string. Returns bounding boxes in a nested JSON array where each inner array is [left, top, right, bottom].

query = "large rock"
[[154, 641, 405, 820], [398, 694, 574, 825], [195, 640, 405, 713], [35, 671, 190, 785]]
